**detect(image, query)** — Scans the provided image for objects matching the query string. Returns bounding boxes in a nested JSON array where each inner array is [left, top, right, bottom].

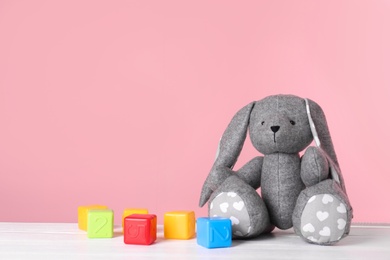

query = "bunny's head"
[[215, 94, 339, 178], [249, 95, 313, 155]]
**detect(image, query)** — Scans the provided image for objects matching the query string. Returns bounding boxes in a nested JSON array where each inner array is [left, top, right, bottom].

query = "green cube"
[[87, 209, 114, 238]]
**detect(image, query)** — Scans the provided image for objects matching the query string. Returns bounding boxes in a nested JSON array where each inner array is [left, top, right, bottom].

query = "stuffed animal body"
[[199, 94, 353, 245]]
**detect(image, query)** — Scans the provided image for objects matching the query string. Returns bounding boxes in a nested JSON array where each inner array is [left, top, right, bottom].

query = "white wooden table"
[[0, 223, 389, 259]]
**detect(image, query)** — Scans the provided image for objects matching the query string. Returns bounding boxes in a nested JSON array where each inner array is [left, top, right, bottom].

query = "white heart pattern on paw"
[[322, 194, 334, 204], [220, 202, 229, 213], [300, 194, 348, 244], [227, 192, 237, 197], [319, 226, 331, 237], [302, 223, 315, 233], [230, 216, 240, 225], [337, 203, 347, 213], [337, 219, 346, 230], [209, 192, 251, 238], [316, 211, 329, 222], [233, 201, 245, 211]]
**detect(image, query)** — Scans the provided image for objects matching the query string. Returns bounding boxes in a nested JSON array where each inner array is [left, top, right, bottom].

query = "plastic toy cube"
[[122, 208, 149, 228], [78, 205, 107, 231], [124, 214, 157, 245], [197, 217, 232, 248], [87, 209, 114, 238], [164, 211, 195, 239]]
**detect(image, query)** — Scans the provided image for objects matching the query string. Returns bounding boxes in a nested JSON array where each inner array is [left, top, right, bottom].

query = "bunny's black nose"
[[271, 126, 280, 133]]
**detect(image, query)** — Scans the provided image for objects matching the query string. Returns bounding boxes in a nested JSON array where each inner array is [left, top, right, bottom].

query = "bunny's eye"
[[261, 121, 265, 125], [290, 120, 296, 125]]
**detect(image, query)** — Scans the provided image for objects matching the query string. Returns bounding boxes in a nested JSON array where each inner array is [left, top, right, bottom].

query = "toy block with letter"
[[197, 217, 232, 248], [87, 209, 114, 238], [124, 214, 157, 245]]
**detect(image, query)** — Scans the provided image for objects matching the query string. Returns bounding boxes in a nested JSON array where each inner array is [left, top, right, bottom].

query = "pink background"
[[1, 1, 389, 225]]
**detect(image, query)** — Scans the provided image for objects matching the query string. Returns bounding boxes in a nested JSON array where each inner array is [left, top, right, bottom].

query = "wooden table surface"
[[0, 223, 389, 259]]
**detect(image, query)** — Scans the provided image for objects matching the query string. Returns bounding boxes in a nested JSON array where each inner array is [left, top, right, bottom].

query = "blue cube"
[[197, 217, 232, 248]]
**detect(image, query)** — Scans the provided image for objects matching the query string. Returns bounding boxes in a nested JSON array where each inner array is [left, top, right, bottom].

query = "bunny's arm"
[[236, 156, 263, 190], [300, 146, 329, 187], [199, 156, 263, 207]]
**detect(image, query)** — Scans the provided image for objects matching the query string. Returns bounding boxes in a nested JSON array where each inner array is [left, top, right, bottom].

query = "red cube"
[[124, 214, 157, 245]]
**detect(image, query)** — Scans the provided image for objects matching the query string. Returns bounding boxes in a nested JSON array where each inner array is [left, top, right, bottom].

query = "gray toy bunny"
[[199, 94, 352, 245]]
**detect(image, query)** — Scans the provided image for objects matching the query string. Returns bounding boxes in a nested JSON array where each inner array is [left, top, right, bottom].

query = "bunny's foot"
[[208, 175, 271, 239], [293, 180, 353, 245]]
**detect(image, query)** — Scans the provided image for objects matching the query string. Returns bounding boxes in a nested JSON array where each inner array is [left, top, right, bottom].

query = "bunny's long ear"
[[214, 101, 256, 169], [199, 101, 256, 207], [305, 98, 347, 192]]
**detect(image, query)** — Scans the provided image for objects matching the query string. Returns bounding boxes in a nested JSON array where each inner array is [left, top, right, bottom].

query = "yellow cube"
[[122, 208, 149, 228], [78, 205, 107, 231], [164, 211, 195, 239]]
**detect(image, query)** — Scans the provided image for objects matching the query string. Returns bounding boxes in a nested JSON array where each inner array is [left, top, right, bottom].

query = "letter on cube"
[[124, 214, 157, 245], [164, 211, 195, 239], [197, 217, 232, 248], [78, 205, 107, 231], [87, 209, 114, 238]]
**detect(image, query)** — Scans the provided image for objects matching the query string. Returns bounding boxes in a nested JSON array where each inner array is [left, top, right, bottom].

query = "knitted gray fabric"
[[199, 94, 352, 245]]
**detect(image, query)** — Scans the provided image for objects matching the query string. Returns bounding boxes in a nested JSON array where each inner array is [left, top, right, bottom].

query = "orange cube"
[[164, 211, 195, 239]]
